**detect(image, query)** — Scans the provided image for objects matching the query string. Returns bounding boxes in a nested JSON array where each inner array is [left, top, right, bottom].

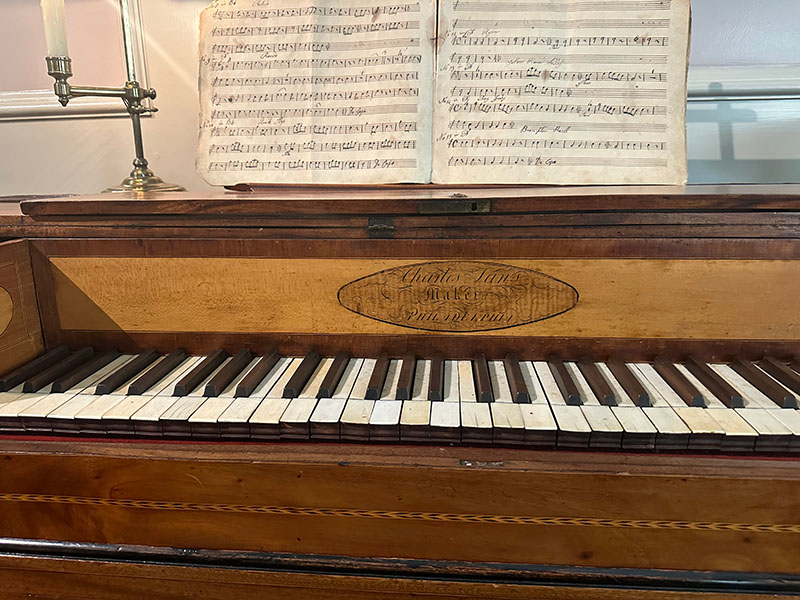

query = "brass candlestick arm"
[[44, 6, 184, 194]]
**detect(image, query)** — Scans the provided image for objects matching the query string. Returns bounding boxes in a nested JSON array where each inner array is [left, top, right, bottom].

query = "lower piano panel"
[[1, 441, 799, 576], [2, 542, 799, 600]]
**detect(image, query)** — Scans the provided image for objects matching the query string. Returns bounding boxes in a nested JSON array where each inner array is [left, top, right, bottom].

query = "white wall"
[[1, 0, 799, 195]]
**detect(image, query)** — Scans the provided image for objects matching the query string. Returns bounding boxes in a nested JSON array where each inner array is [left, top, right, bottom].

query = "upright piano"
[[1, 185, 799, 599]]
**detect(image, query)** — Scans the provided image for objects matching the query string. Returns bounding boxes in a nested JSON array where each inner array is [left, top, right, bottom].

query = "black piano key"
[[396, 354, 417, 401], [365, 354, 390, 400], [577, 359, 616, 405], [606, 359, 650, 406], [95, 348, 159, 395], [317, 351, 350, 398], [732, 357, 797, 408], [173, 349, 228, 396], [428, 355, 444, 401], [473, 354, 493, 403], [652, 357, 705, 407], [0, 345, 70, 392], [205, 349, 254, 397], [23, 347, 95, 393], [760, 357, 800, 397], [503, 354, 530, 403], [548, 355, 581, 405], [282, 351, 322, 398], [128, 349, 187, 395], [235, 349, 279, 397], [685, 355, 744, 408], [51, 351, 121, 393]]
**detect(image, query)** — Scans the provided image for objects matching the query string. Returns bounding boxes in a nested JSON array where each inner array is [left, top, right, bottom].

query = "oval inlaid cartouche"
[[337, 261, 578, 332], [0, 286, 13, 336]]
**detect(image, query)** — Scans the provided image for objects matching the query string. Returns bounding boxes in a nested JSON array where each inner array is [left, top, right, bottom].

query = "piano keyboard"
[[2, 347, 800, 453]]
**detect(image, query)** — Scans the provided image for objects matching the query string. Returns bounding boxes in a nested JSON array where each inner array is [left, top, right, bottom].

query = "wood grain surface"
[[1, 441, 799, 575], [0, 240, 43, 374], [43, 256, 800, 341]]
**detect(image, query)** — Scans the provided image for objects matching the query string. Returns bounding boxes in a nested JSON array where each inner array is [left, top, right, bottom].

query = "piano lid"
[[17, 184, 800, 219]]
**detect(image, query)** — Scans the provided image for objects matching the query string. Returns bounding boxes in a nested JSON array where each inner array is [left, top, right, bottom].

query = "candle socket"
[[45, 56, 73, 106]]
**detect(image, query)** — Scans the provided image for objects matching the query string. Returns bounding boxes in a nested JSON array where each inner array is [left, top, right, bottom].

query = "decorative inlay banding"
[[2, 493, 799, 533]]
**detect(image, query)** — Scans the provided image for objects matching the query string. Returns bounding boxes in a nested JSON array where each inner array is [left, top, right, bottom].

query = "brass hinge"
[[367, 216, 395, 239]]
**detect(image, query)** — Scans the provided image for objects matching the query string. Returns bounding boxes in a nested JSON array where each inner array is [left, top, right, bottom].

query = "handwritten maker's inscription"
[[338, 261, 578, 332]]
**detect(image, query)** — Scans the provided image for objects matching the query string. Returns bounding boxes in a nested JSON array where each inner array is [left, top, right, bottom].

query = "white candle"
[[40, 0, 69, 57]]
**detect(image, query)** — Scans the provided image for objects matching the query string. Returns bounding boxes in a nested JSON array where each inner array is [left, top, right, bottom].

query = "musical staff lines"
[[433, 0, 689, 184], [197, 0, 433, 184]]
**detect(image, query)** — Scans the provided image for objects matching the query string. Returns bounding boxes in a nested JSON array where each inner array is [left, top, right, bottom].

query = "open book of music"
[[197, 0, 690, 186]]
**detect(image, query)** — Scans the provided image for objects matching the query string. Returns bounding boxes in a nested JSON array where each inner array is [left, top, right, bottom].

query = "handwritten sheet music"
[[197, 0, 435, 184], [431, 0, 691, 184]]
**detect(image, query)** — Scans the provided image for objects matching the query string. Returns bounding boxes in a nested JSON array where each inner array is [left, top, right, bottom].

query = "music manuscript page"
[[197, 0, 690, 185], [197, 0, 435, 184]]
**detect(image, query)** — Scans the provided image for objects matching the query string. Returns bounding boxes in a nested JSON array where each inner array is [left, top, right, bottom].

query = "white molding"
[[0, 90, 128, 120], [688, 64, 800, 101]]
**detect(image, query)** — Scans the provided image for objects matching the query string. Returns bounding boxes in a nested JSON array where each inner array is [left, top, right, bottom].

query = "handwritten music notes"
[[433, 0, 690, 184], [197, 0, 690, 185], [197, 0, 435, 184]]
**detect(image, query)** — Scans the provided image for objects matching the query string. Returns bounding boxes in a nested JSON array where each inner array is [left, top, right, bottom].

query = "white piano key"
[[443, 360, 459, 402], [550, 405, 591, 448], [71, 355, 137, 395], [633, 363, 688, 408], [457, 360, 476, 402], [597, 362, 635, 406], [519, 404, 557, 446], [340, 398, 374, 439], [566, 362, 599, 406], [349, 358, 375, 400], [766, 409, 800, 451], [488, 360, 512, 403], [332, 358, 364, 399], [710, 364, 775, 409], [380, 360, 401, 400], [190, 396, 237, 424], [430, 401, 460, 430], [704, 407, 757, 451], [280, 396, 318, 439], [519, 361, 547, 404], [400, 400, 432, 442], [642, 406, 691, 450], [533, 361, 567, 405], [47, 393, 104, 422], [248, 398, 289, 426], [581, 404, 623, 448], [263, 358, 302, 399], [369, 399, 402, 441], [736, 408, 792, 451], [246, 356, 294, 399], [0, 392, 49, 420], [411, 360, 431, 401], [184, 357, 231, 397], [310, 397, 347, 424], [675, 363, 721, 408], [671, 406, 725, 450], [298, 358, 334, 399], [217, 357, 262, 399], [160, 396, 206, 421], [611, 405, 657, 450], [93, 356, 202, 421], [460, 402, 492, 444], [19, 393, 81, 420], [490, 402, 524, 445]]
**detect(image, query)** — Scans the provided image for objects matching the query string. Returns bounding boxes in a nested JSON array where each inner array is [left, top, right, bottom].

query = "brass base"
[[103, 167, 185, 194]]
